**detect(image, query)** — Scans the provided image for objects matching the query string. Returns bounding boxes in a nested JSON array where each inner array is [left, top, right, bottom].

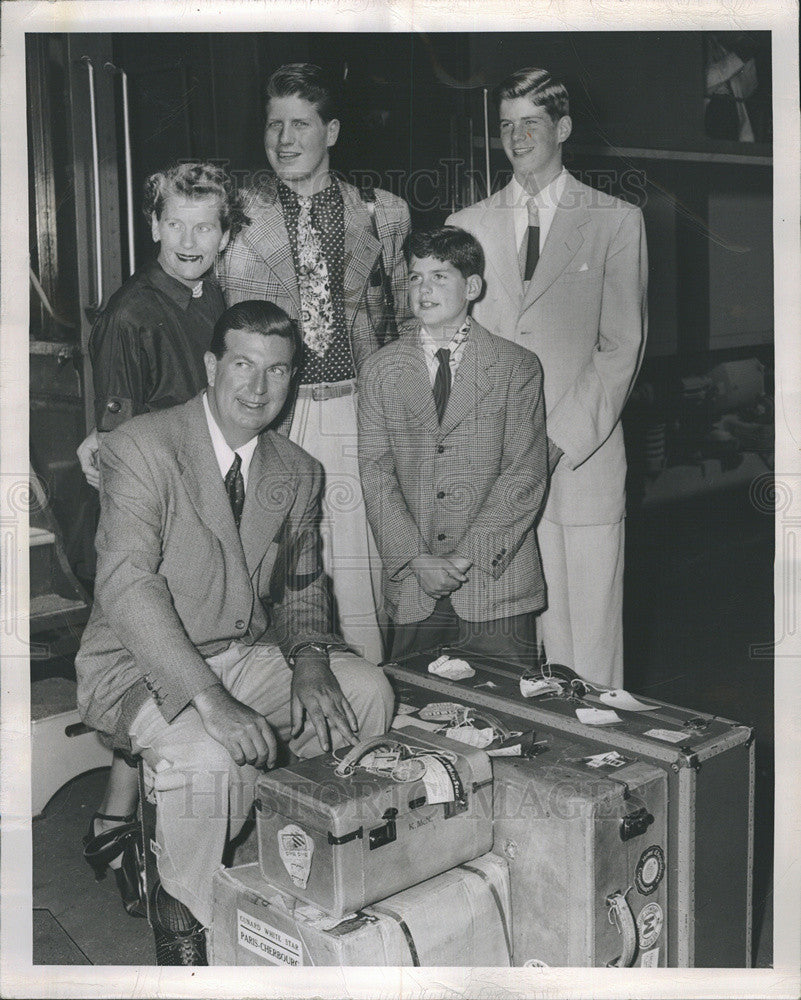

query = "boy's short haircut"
[[265, 63, 340, 123], [408, 226, 485, 280], [143, 161, 249, 237], [492, 67, 570, 123]]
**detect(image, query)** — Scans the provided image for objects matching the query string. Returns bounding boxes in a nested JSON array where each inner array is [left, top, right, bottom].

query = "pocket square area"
[[578, 262, 589, 271]]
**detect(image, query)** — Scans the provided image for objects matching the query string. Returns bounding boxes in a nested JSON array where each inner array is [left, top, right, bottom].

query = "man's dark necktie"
[[433, 348, 452, 423], [521, 200, 540, 281], [224, 453, 245, 528]]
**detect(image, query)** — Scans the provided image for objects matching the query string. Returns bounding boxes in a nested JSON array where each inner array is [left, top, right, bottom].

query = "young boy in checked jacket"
[[357, 226, 549, 667]]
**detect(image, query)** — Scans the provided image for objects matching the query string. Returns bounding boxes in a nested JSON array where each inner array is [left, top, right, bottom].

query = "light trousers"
[[537, 517, 625, 689], [290, 389, 385, 664], [129, 642, 394, 926]]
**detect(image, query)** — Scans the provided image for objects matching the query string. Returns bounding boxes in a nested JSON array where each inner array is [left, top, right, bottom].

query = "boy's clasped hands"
[[410, 553, 474, 600]]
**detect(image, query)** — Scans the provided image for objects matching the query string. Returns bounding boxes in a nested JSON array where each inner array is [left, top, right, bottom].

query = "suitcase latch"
[[368, 807, 398, 850], [619, 806, 654, 841]]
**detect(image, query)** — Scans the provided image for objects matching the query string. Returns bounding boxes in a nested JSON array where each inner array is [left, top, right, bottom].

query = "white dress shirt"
[[419, 317, 471, 387], [202, 391, 259, 489], [510, 167, 569, 257]]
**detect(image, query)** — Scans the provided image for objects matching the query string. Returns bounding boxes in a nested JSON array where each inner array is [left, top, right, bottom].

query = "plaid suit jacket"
[[358, 319, 549, 625], [217, 176, 411, 375]]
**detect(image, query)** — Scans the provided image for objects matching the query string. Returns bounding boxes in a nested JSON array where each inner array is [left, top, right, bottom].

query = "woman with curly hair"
[[78, 161, 248, 917]]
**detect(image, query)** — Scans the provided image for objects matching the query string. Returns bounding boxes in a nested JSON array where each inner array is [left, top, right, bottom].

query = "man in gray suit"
[[75, 300, 393, 965], [448, 68, 648, 688]]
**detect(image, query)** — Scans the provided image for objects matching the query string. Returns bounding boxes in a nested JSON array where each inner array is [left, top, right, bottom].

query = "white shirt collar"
[[419, 315, 471, 359], [202, 391, 259, 489], [510, 168, 569, 250]]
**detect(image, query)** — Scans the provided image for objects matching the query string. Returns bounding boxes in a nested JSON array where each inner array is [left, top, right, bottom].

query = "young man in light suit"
[[75, 300, 393, 965], [448, 68, 648, 688], [218, 63, 410, 665], [358, 226, 548, 666]]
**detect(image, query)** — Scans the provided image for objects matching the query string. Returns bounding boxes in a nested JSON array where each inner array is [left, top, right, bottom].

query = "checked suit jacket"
[[75, 393, 344, 746], [217, 177, 411, 374], [357, 319, 549, 625]]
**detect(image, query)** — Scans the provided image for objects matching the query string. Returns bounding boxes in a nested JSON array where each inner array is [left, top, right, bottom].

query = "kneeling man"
[[75, 299, 393, 965]]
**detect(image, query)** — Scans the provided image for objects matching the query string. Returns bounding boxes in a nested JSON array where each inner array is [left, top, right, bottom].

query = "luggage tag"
[[358, 746, 403, 775], [444, 724, 496, 749], [599, 690, 657, 712], [576, 706, 622, 725], [520, 676, 563, 698], [428, 654, 475, 680]]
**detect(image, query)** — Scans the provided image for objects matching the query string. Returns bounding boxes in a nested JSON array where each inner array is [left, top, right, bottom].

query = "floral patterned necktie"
[[297, 195, 336, 357]]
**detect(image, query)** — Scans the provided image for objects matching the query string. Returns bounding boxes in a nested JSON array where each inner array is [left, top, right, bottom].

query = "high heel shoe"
[[83, 811, 146, 918]]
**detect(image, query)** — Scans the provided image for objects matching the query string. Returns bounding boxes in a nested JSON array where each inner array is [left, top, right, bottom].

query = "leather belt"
[[297, 379, 357, 402]]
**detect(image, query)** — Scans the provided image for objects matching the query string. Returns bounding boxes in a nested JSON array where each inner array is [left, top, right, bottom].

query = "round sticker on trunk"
[[637, 901, 664, 949], [635, 844, 665, 895]]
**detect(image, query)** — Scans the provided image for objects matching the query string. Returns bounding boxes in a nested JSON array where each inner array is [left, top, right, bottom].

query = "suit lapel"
[[340, 182, 381, 325], [481, 186, 524, 308], [238, 434, 298, 578], [440, 322, 495, 435], [394, 327, 441, 433], [242, 186, 301, 311], [522, 174, 590, 308], [177, 396, 245, 561]]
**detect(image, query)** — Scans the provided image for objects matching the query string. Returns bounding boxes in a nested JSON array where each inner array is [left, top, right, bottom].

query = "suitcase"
[[254, 728, 493, 918], [209, 853, 512, 966], [396, 712, 668, 967], [385, 651, 754, 967]]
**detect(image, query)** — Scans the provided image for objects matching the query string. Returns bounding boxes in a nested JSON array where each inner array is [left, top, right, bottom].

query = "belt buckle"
[[311, 385, 324, 402]]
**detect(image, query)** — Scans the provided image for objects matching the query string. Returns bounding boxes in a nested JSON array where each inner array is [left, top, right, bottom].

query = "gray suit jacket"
[[75, 393, 344, 745], [217, 177, 411, 375], [448, 173, 648, 525], [358, 320, 548, 625]]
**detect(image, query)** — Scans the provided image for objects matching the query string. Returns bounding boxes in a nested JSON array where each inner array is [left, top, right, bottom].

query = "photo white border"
[[2, 1, 799, 997]]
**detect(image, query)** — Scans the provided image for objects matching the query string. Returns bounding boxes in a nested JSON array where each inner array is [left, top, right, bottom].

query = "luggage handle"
[[334, 736, 406, 777], [605, 889, 638, 967]]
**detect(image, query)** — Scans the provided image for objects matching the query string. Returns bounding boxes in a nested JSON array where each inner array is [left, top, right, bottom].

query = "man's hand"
[[411, 553, 470, 599], [290, 649, 359, 752], [77, 428, 101, 490], [192, 683, 277, 768]]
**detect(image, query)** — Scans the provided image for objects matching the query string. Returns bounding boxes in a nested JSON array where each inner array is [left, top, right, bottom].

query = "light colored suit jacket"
[[448, 173, 648, 525], [75, 393, 343, 745], [217, 177, 411, 375], [358, 319, 548, 625]]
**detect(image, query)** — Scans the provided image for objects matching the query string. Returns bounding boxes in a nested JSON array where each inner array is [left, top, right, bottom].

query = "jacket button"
[[106, 400, 121, 413], [437, 533, 446, 541], [437, 445, 445, 453], [436, 491, 445, 499], [235, 619, 246, 630]]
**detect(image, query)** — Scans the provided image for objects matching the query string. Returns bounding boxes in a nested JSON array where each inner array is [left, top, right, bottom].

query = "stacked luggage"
[[209, 649, 754, 968], [209, 728, 512, 966]]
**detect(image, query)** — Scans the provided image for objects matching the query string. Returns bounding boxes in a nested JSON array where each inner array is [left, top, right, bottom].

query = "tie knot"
[[436, 348, 451, 365], [526, 199, 540, 226], [226, 453, 242, 479]]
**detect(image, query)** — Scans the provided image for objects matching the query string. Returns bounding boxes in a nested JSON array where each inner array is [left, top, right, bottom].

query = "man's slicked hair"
[[407, 226, 485, 280], [209, 300, 303, 365], [493, 67, 570, 123], [265, 63, 340, 123]]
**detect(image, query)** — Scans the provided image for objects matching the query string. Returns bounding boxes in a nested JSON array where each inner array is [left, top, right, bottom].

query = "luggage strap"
[[369, 902, 421, 965], [460, 863, 514, 965], [605, 889, 638, 967]]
